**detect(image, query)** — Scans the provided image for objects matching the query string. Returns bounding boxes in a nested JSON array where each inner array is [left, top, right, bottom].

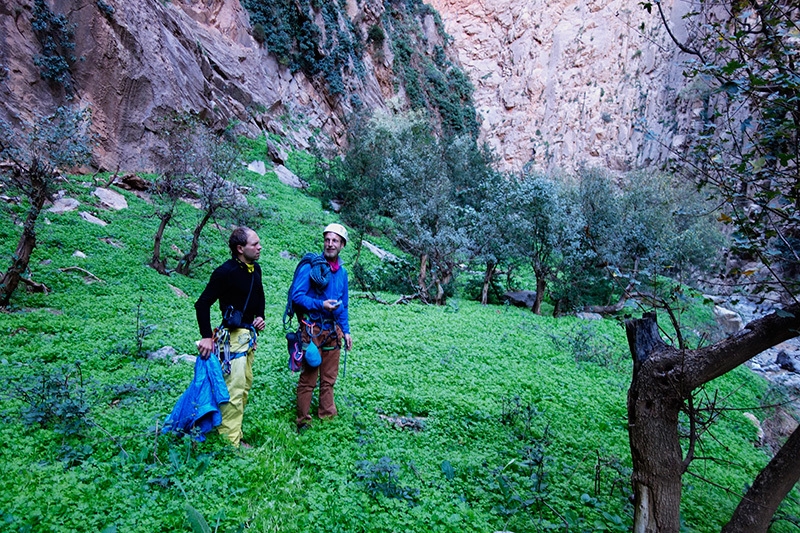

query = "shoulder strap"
[[242, 271, 255, 313]]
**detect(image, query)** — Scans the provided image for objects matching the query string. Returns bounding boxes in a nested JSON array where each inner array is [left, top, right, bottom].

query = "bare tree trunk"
[[176, 210, 212, 275], [149, 210, 173, 275], [481, 260, 496, 305], [532, 273, 546, 315], [0, 174, 47, 306], [626, 313, 684, 533], [418, 253, 428, 302], [722, 425, 800, 533], [625, 307, 800, 533]]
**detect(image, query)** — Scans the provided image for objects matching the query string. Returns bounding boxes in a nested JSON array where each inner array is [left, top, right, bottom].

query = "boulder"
[[713, 305, 743, 335], [576, 312, 603, 320], [267, 139, 288, 164], [273, 164, 308, 189], [776, 350, 800, 373], [247, 160, 267, 175], [79, 211, 108, 226], [503, 290, 537, 310], [93, 187, 128, 210], [147, 346, 177, 361], [48, 197, 80, 213]]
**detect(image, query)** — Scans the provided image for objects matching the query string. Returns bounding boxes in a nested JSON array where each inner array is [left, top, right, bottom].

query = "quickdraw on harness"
[[301, 318, 341, 351], [212, 323, 257, 375]]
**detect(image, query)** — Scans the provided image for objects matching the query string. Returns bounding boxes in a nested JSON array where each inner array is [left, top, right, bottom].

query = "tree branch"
[[686, 303, 800, 389]]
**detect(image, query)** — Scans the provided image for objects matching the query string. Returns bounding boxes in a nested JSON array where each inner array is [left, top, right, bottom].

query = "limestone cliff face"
[[0, 0, 693, 173], [427, 0, 693, 172], [0, 0, 394, 172]]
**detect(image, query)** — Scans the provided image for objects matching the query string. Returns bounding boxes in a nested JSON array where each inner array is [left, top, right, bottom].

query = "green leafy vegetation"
[[240, 0, 478, 137], [31, 0, 77, 95], [0, 130, 790, 531]]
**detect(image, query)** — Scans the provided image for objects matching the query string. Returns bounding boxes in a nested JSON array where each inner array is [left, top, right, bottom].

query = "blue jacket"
[[290, 261, 350, 333], [162, 356, 230, 441]]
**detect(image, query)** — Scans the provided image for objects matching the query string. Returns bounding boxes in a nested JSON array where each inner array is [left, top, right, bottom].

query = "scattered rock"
[[279, 250, 293, 260], [40, 259, 52, 265], [576, 312, 603, 320], [48, 197, 80, 213], [247, 160, 267, 175], [114, 174, 150, 191], [379, 414, 426, 431], [742, 412, 764, 446], [172, 353, 197, 365], [503, 290, 537, 310], [776, 350, 800, 373], [79, 211, 108, 226], [169, 284, 188, 298], [329, 199, 343, 213], [273, 164, 308, 189], [100, 237, 124, 248], [93, 187, 128, 210], [267, 140, 288, 164], [713, 305, 743, 335], [72, 250, 87, 258], [147, 346, 176, 361]]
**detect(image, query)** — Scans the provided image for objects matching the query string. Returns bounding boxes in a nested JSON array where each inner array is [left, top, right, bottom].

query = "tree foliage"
[[0, 106, 92, 306], [336, 111, 492, 304], [149, 115, 246, 276], [655, 0, 800, 302], [628, 1, 800, 530]]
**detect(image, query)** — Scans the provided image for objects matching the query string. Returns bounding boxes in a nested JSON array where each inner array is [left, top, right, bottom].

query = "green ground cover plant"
[[0, 155, 791, 532]]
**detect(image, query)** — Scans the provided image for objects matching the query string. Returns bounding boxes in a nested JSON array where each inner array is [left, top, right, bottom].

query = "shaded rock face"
[[427, 0, 692, 172], [0, 0, 390, 172]]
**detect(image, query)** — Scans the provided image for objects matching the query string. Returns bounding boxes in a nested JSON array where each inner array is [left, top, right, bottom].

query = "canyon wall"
[[0, 0, 694, 173], [428, 0, 693, 172]]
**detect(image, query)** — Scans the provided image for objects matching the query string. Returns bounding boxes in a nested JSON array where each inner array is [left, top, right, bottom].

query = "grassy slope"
[[0, 165, 790, 532]]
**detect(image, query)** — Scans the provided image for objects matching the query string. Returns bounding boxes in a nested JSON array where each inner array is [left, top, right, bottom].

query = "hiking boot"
[[296, 422, 311, 434]]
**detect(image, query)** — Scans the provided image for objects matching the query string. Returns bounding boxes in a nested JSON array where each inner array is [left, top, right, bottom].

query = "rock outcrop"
[[427, 0, 692, 172], [0, 0, 391, 172]]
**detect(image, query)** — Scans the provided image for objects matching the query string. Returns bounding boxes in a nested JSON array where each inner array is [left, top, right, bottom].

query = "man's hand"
[[343, 333, 352, 351], [252, 316, 265, 332], [197, 337, 215, 359], [323, 299, 341, 312]]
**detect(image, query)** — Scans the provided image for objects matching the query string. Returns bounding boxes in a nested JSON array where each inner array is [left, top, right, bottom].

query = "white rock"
[[93, 187, 128, 210], [48, 197, 80, 213], [79, 211, 108, 226], [247, 160, 267, 175], [273, 164, 308, 189]]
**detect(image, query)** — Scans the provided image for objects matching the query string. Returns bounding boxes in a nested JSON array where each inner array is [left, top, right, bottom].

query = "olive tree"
[[339, 111, 472, 304], [0, 107, 92, 306], [150, 115, 245, 275]]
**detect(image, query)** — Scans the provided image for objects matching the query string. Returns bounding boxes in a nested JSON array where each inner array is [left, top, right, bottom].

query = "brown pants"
[[296, 323, 341, 426]]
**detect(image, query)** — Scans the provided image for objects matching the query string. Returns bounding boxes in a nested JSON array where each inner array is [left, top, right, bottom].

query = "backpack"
[[283, 253, 330, 372], [282, 252, 330, 332]]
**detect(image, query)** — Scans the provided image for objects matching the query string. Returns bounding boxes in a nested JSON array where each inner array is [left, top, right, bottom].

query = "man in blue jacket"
[[291, 223, 352, 432]]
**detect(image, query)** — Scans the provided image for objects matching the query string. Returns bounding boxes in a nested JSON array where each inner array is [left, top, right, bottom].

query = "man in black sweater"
[[194, 227, 265, 447]]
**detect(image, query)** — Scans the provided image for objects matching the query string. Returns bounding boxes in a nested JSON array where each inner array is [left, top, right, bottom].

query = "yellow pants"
[[217, 328, 255, 447]]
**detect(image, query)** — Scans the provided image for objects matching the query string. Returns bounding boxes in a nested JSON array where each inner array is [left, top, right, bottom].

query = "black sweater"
[[194, 259, 265, 338]]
